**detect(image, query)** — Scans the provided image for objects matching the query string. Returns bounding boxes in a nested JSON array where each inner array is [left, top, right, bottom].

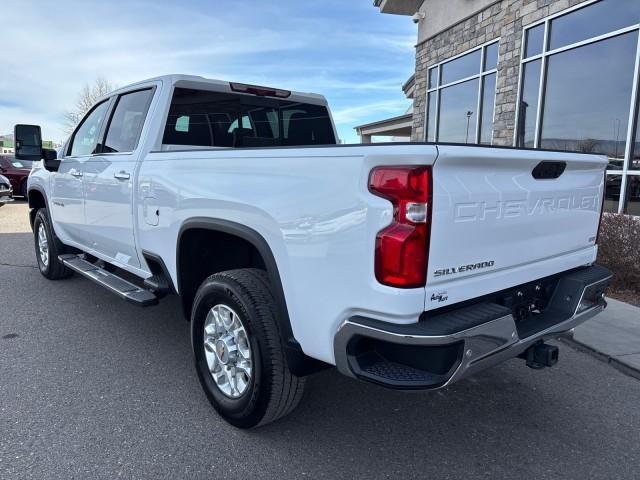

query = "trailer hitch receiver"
[[521, 342, 559, 369]]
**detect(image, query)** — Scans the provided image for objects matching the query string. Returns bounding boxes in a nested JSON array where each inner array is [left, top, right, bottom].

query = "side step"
[[59, 254, 158, 307], [143, 274, 172, 297]]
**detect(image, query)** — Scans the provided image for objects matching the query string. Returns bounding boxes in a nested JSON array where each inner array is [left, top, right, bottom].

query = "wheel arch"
[[27, 185, 48, 229], [176, 217, 329, 377]]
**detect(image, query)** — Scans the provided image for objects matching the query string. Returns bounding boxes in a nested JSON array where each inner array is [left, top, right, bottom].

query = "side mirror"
[[42, 148, 61, 172], [14, 124, 43, 161]]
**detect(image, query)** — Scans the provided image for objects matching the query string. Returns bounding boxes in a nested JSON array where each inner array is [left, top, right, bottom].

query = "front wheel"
[[33, 209, 72, 280], [191, 269, 305, 428]]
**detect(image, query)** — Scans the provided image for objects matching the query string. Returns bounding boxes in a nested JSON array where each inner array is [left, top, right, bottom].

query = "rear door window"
[[162, 88, 335, 148], [103, 89, 154, 153]]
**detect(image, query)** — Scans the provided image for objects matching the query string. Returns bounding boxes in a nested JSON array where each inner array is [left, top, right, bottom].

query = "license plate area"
[[498, 279, 557, 323]]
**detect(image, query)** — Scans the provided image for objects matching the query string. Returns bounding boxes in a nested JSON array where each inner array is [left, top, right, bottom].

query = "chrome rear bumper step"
[[59, 254, 158, 307], [334, 265, 613, 390]]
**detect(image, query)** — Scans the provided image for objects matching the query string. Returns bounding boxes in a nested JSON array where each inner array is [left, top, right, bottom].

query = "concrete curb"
[[560, 335, 640, 382]]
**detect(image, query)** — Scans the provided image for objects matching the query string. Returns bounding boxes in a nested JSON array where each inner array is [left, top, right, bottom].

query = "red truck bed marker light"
[[369, 166, 432, 288]]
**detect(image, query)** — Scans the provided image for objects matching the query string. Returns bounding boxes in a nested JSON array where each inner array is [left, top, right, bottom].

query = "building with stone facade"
[[367, 0, 639, 215]]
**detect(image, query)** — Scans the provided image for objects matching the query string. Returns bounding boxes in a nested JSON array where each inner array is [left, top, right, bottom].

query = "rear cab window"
[[162, 88, 336, 148]]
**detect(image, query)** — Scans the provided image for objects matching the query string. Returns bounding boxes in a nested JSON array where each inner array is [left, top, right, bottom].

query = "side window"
[[69, 100, 110, 156], [103, 89, 154, 153]]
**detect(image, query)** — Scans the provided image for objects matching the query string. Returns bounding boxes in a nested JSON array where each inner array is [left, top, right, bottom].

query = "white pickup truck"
[[15, 74, 612, 428]]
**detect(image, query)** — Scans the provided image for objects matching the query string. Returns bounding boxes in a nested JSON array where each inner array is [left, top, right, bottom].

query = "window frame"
[[424, 38, 500, 145], [623, 171, 640, 215], [101, 86, 156, 156], [514, 0, 640, 214]]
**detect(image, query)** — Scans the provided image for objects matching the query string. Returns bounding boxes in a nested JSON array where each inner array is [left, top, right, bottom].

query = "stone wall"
[[416, 0, 497, 43], [412, 0, 589, 145]]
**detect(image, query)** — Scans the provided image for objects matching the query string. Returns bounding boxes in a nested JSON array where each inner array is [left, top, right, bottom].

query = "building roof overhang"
[[374, 0, 422, 16], [354, 113, 413, 137]]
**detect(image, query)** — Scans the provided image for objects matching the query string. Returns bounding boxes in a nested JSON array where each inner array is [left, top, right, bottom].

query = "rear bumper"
[[334, 265, 612, 389]]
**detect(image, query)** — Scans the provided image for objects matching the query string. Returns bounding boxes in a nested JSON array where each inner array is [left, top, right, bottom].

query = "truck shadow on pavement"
[[2, 230, 640, 478]]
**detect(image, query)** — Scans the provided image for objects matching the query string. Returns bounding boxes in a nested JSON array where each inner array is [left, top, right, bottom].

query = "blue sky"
[[0, 0, 416, 144]]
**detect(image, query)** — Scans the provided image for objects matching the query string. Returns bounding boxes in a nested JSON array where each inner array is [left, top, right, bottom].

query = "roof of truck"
[[108, 74, 329, 105]]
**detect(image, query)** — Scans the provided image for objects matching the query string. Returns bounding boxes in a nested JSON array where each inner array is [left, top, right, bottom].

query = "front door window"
[[69, 101, 110, 156]]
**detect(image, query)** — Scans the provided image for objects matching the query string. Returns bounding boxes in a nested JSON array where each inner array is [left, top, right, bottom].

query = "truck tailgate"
[[426, 145, 606, 307]]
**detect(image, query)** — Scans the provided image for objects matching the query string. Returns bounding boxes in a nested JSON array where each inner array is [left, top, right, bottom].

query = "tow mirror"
[[14, 124, 60, 171], [42, 148, 61, 172], [14, 124, 43, 161]]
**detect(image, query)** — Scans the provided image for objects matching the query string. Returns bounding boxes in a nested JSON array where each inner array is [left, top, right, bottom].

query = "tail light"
[[369, 166, 432, 288]]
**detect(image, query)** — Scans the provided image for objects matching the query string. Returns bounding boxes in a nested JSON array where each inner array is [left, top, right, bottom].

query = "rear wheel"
[[191, 268, 305, 428], [33, 209, 72, 280]]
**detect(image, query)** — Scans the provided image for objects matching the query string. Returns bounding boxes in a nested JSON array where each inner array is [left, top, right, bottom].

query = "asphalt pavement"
[[1, 202, 640, 479]]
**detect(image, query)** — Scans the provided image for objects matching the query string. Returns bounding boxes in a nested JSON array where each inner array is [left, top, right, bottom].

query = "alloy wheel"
[[37, 223, 49, 267], [203, 304, 253, 398]]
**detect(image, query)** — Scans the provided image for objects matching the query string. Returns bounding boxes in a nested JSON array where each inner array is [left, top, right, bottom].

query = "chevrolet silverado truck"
[[14, 75, 612, 428]]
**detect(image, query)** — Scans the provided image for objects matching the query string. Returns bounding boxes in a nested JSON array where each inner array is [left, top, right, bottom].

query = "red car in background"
[[0, 155, 31, 198]]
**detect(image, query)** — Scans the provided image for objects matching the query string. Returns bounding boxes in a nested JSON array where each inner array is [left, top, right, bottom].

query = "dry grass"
[[597, 213, 640, 304]]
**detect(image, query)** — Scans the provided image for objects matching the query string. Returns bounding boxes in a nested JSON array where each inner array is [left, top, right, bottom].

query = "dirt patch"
[[608, 289, 640, 308]]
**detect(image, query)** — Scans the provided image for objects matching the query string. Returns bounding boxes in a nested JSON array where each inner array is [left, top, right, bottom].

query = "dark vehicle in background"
[[0, 155, 31, 198], [0, 174, 13, 206]]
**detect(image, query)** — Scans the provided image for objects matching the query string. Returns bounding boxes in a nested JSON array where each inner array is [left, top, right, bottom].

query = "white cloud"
[[332, 100, 412, 125], [0, 0, 416, 144]]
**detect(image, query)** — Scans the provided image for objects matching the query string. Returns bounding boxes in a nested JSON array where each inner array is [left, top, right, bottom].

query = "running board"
[[59, 254, 158, 307]]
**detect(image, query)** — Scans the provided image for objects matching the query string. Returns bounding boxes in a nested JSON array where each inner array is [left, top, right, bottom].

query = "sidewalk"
[[564, 297, 640, 379]]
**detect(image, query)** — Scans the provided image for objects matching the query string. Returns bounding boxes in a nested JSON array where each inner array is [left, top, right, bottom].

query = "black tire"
[[21, 181, 28, 199], [33, 209, 72, 280], [191, 268, 305, 428]]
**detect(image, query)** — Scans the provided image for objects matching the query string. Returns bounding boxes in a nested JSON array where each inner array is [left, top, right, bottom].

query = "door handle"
[[114, 171, 130, 180], [69, 168, 83, 178]]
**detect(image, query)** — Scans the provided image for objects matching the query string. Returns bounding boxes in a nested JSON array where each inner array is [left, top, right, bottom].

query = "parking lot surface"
[[1, 202, 640, 479]]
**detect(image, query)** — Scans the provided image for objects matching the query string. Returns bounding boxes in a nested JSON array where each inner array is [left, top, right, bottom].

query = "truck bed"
[[139, 142, 605, 362]]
